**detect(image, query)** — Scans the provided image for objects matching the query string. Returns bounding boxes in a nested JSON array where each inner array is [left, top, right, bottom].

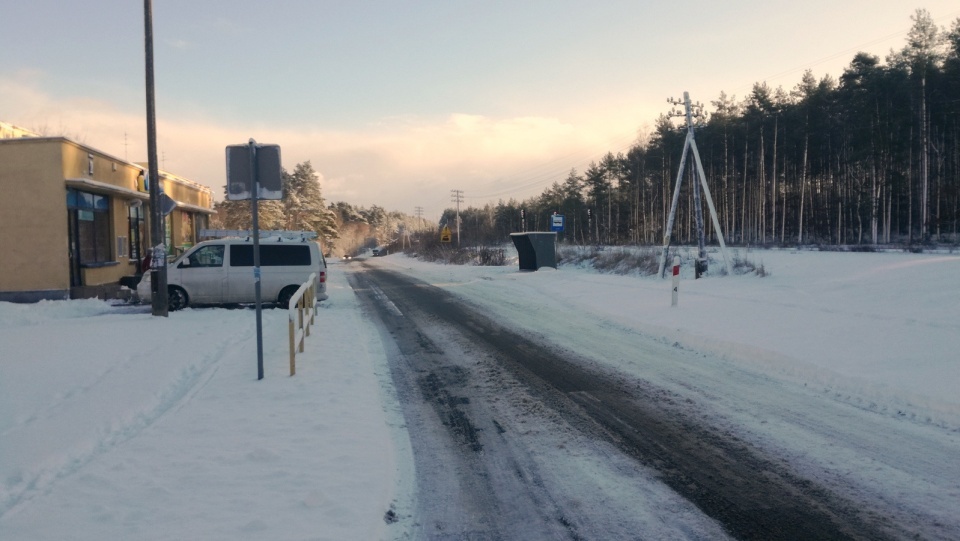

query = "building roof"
[[0, 120, 41, 139], [0, 131, 214, 199]]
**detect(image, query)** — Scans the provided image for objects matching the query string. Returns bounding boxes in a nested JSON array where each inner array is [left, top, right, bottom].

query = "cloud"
[[166, 38, 191, 50], [0, 78, 646, 215], [211, 17, 246, 35]]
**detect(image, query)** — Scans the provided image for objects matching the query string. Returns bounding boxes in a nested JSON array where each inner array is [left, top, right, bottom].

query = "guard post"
[[671, 256, 680, 307]]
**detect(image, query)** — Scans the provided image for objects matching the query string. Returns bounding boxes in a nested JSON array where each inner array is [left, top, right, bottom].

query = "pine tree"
[[213, 195, 285, 231], [282, 161, 339, 243], [890, 9, 946, 240], [212, 161, 338, 244]]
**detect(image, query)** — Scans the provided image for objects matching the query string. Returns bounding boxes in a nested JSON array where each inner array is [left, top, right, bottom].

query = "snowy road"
[[350, 265, 730, 540], [351, 255, 960, 541], [2, 249, 957, 540]]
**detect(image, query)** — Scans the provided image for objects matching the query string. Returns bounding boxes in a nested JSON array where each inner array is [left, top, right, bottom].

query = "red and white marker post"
[[671, 256, 680, 307]]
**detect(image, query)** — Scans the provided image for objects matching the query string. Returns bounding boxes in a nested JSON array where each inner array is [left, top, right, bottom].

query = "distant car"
[[372, 246, 387, 256], [342, 254, 352, 260], [138, 236, 328, 310]]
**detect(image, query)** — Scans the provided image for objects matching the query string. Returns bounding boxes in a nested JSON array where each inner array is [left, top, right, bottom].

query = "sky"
[[3, 1, 960, 221], [1, 249, 958, 539]]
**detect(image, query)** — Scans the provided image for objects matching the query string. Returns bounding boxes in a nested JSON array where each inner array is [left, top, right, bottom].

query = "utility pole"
[[450, 189, 463, 246], [143, 0, 167, 316], [657, 91, 732, 278], [415, 206, 424, 231]]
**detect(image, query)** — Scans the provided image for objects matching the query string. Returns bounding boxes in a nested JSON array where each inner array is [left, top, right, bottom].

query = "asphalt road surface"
[[348, 263, 901, 541]]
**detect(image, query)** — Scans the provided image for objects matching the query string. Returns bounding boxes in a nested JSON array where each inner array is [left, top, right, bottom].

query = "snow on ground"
[[1, 247, 958, 540], [378, 247, 960, 429], [0, 267, 410, 541]]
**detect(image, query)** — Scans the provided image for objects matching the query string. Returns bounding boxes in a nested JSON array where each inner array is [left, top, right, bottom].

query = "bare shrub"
[[731, 252, 768, 277], [557, 245, 659, 276], [403, 234, 506, 266], [476, 247, 506, 266]]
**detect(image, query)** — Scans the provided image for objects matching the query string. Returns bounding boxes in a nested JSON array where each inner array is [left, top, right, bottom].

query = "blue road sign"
[[550, 214, 565, 232]]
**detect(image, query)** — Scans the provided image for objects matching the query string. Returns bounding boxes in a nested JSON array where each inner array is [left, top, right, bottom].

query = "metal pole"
[[143, 0, 167, 316], [250, 139, 264, 380], [690, 137, 733, 275], [451, 189, 463, 247], [659, 91, 732, 277], [658, 132, 692, 277], [691, 153, 706, 276]]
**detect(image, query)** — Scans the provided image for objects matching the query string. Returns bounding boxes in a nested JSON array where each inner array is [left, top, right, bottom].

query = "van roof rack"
[[199, 229, 318, 241]]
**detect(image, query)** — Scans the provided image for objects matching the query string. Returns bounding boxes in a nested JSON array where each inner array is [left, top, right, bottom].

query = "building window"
[[67, 188, 111, 264], [180, 211, 194, 249], [116, 236, 128, 258], [165, 216, 172, 255]]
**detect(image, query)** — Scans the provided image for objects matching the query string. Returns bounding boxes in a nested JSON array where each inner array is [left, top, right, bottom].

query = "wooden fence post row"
[[288, 273, 318, 376]]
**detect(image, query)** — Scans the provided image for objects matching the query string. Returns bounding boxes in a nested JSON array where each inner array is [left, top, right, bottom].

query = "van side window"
[[229, 245, 311, 267], [187, 245, 225, 267]]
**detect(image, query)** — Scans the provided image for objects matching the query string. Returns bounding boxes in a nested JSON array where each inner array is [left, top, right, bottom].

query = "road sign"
[[550, 214, 565, 232], [440, 226, 452, 243], [226, 143, 283, 200], [158, 192, 177, 216]]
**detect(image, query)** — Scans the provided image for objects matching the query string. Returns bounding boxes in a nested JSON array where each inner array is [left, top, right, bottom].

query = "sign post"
[[226, 140, 283, 380]]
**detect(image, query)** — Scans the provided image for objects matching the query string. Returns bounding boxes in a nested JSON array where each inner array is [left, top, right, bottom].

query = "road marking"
[[370, 284, 404, 317]]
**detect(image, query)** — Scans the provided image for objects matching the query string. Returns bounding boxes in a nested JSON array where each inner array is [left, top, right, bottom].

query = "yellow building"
[[0, 120, 40, 139], [0, 134, 215, 302]]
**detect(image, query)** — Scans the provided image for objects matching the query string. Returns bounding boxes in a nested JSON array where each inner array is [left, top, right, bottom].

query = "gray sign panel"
[[159, 192, 177, 216], [226, 144, 283, 200]]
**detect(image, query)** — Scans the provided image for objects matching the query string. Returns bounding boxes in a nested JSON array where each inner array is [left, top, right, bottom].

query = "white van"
[[137, 236, 327, 310]]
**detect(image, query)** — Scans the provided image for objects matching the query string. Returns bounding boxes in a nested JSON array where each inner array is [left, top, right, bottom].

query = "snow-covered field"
[[1, 248, 958, 540]]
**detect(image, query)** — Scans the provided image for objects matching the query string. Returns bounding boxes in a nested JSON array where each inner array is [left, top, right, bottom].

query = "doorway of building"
[[67, 209, 82, 287]]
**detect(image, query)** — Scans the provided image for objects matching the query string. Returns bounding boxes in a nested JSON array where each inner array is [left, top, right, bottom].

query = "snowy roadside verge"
[[0, 263, 408, 541]]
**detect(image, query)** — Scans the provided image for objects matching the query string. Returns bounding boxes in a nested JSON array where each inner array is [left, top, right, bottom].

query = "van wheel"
[[277, 286, 299, 308], [168, 286, 189, 311]]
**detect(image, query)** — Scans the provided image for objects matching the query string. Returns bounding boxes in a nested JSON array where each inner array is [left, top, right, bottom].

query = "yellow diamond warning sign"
[[440, 226, 452, 243]]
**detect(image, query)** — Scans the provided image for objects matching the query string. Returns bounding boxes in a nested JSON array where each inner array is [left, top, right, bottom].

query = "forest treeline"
[[442, 9, 960, 248], [213, 161, 421, 256], [217, 10, 959, 254]]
